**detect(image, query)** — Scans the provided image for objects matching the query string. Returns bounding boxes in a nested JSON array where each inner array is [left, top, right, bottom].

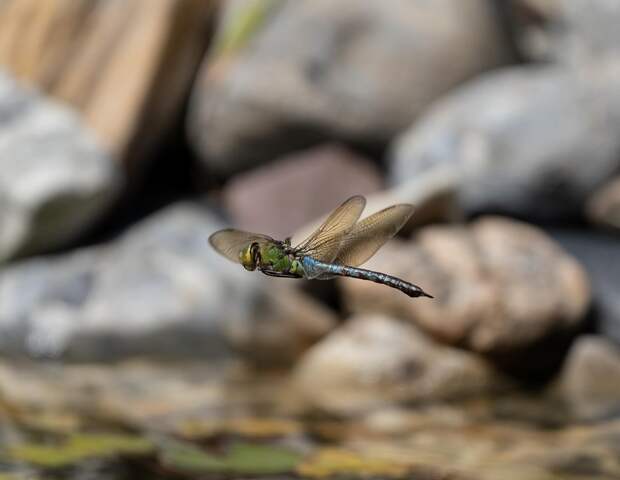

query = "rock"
[[509, 0, 620, 63], [293, 314, 506, 414], [506, 0, 561, 61], [0, 0, 215, 170], [556, 335, 620, 421], [549, 228, 620, 346], [222, 144, 382, 239], [189, 0, 512, 175], [587, 176, 620, 231], [389, 61, 620, 222], [0, 360, 300, 430], [225, 282, 338, 367], [340, 217, 590, 366], [0, 71, 121, 262], [0, 202, 335, 362]]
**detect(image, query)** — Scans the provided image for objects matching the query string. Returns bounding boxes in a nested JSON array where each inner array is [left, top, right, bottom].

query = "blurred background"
[[1, 0, 620, 478]]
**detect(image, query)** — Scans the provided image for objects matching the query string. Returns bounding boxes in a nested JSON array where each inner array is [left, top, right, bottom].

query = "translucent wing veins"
[[334, 204, 414, 267], [209, 229, 275, 264], [293, 195, 366, 263]]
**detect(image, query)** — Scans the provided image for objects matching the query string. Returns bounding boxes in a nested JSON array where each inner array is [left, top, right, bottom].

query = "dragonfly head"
[[240, 242, 261, 271]]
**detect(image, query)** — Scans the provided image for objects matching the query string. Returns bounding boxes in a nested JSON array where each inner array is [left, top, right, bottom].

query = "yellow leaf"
[[297, 448, 409, 478]]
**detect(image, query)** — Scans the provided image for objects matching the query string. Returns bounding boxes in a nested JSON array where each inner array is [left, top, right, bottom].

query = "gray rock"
[[189, 0, 512, 175], [358, 166, 462, 233], [389, 61, 620, 222], [556, 335, 620, 421], [510, 0, 620, 63], [341, 217, 590, 361], [549, 228, 620, 346], [587, 176, 620, 231], [0, 202, 336, 362], [293, 314, 507, 415], [0, 70, 121, 261]]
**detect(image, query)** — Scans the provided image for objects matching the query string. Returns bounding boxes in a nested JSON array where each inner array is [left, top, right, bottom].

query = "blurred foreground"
[[1, 1, 620, 479]]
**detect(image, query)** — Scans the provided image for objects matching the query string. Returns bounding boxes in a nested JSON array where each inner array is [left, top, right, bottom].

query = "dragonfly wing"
[[294, 195, 366, 263], [209, 228, 275, 263], [334, 204, 414, 267]]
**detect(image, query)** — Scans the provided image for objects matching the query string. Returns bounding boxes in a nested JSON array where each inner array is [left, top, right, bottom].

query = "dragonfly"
[[209, 195, 432, 298]]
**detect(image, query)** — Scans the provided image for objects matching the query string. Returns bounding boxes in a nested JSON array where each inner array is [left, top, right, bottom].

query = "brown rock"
[[189, 0, 512, 175], [0, 0, 215, 170], [0, 360, 299, 429], [222, 144, 382, 239], [341, 217, 590, 356], [556, 335, 620, 421], [293, 314, 506, 414], [587, 176, 620, 231]]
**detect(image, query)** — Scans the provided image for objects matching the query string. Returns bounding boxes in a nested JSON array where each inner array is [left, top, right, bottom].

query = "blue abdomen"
[[302, 256, 342, 279]]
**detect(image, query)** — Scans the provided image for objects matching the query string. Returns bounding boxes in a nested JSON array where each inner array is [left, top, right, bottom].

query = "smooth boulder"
[[510, 0, 620, 62], [556, 335, 620, 421], [0, 71, 121, 261], [390, 62, 620, 222], [341, 217, 590, 362], [549, 228, 620, 347], [0, 0, 215, 170], [587, 177, 620, 231], [189, 0, 512, 175], [293, 314, 506, 414], [0, 202, 335, 362]]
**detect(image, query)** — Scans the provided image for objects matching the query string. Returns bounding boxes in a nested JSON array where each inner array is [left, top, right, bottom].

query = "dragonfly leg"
[[259, 268, 302, 279]]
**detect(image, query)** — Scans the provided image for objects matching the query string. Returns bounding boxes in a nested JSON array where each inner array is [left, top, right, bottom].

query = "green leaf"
[[160, 441, 227, 473], [9, 433, 154, 468], [161, 440, 302, 475], [213, 0, 279, 56], [297, 448, 409, 478], [225, 443, 302, 474]]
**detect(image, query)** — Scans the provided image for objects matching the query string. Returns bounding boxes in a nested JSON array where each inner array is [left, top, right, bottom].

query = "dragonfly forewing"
[[334, 204, 414, 267], [294, 195, 365, 263], [209, 229, 275, 264]]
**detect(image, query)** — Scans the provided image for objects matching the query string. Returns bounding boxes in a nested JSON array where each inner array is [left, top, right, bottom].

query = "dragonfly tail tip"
[[407, 287, 433, 299], [419, 289, 433, 299]]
